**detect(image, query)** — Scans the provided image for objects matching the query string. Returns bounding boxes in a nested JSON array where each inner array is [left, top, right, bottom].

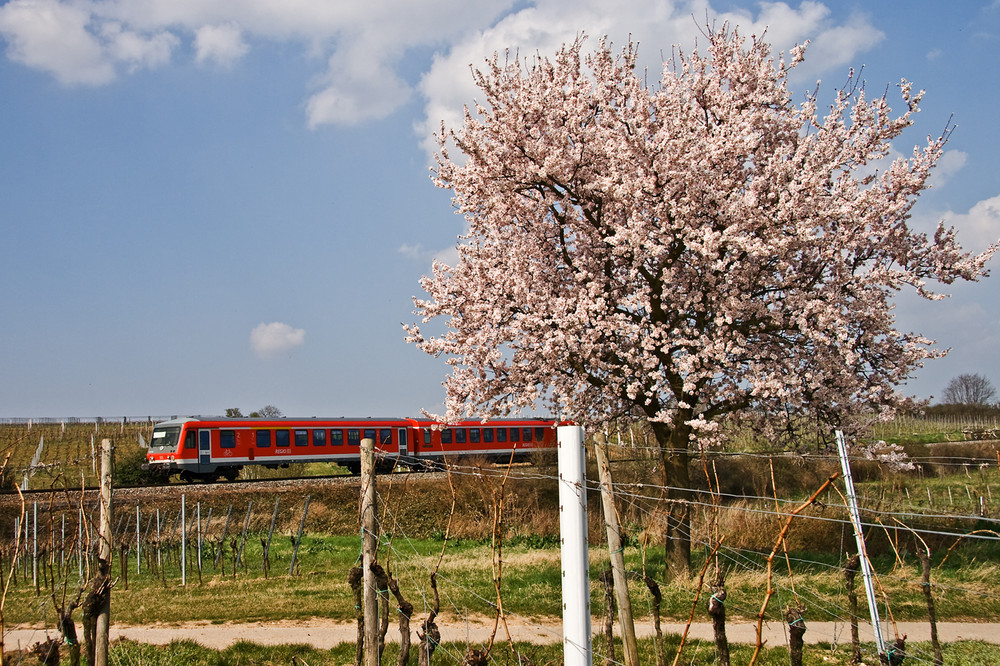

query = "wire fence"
[[3, 432, 1000, 665]]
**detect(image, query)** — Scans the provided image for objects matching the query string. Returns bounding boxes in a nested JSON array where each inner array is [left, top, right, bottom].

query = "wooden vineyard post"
[[87, 438, 113, 666], [360, 437, 379, 666], [594, 435, 638, 666]]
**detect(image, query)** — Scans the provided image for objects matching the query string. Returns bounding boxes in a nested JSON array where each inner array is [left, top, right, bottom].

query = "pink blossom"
[[407, 27, 997, 444]]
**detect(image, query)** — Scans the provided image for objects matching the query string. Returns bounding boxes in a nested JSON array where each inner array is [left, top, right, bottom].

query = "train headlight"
[[169, 455, 175, 461]]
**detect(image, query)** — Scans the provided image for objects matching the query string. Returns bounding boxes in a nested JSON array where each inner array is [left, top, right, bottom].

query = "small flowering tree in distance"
[[406, 26, 997, 577]]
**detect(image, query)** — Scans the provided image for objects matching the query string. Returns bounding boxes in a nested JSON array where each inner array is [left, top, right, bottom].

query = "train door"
[[397, 428, 408, 458], [198, 430, 211, 468]]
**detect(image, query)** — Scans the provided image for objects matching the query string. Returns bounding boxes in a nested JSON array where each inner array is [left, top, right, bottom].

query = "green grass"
[[7, 532, 1000, 630]]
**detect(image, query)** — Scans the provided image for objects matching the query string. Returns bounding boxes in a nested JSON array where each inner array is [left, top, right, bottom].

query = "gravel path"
[[7, 618, 1000, 651]]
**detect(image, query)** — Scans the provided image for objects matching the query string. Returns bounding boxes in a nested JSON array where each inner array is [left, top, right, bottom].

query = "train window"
[[380, 429, 392, 446], [455, 429, 466, 444], [295, 430, 309, 447], [423, 429, 431, 445], [510, 428, 519, 442], [535, 427, 545, 441], [276, 430, 290, 447], [363, 429, 376, 443], [150, 427, 181, 452], [348, 429, 361, 446], [497, 428, 507, 443], [470, 428, 480, 443], [441, 429, 452, 444], [522, 428, 533, 442], [220, 430, 236, 449], [184, 431, 196, 450], [313, 429, 326, 446], [483, 429, 494, 443], [330, 430, 344, 446], [255, 430, 271, 448]]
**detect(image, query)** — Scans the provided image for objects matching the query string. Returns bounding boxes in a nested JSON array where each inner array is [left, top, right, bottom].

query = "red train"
[[145, 415, 561, 482]]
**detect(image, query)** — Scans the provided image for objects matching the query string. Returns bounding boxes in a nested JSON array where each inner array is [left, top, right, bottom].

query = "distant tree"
[[251, 405, 283, 418], [408, 28, 996, 577], [225, 408, 245, 417], [942, 374, 996, 405]]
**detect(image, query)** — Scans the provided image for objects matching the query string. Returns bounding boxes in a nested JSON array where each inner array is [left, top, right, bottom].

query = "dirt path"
[[7, 618, 1000, 651]]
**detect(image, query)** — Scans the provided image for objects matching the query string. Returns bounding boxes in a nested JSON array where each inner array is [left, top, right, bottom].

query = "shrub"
[[114, 445, 168, 486]]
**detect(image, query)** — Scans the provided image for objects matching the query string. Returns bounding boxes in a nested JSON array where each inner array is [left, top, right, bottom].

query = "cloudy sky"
[[1, 0, 998, 418]]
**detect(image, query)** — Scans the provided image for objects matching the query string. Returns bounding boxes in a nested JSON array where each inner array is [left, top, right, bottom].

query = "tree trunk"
[[917, 548, 943, 666], [643, 576, 665, 666], [844, 555, 861, 665], [653, 421, 691, 579], [349, 566, 364, 666], [387, 571, 413, 666], [418, 572, 440, 666], [81, 560, 111, 666], [707, 578, 729, 666], [58, 604, 81, 666], [372, 563, 390, 664], [462, 648, 488, 666], [881, 636, 905, 666], [785, 606, 806, 666]]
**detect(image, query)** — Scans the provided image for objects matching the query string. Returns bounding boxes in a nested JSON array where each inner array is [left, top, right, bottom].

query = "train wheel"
[[180, 471, 195, 483]]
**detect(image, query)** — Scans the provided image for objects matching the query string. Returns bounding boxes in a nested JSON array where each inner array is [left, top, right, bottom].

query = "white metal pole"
[[836, 430, 886, 658], [557, 425, 592, 666]]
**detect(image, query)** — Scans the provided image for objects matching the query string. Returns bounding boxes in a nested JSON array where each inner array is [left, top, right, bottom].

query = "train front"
[[145, 417, 196, 479]]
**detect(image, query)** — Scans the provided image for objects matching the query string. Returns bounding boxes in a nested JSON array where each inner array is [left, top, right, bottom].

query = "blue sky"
[[1, 0, 998, 419]]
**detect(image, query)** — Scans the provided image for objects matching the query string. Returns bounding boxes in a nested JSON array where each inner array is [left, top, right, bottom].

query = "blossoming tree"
[[407, 27, 996, 576]]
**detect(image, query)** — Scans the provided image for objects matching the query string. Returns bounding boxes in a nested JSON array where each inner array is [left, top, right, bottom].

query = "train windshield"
[[149, 426, 181, 452]]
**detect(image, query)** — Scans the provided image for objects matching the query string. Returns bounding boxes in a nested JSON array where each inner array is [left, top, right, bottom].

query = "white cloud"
[[250, 322, 306, 358], [0, 0, 512, 122], [398, 242, 459, 267], [194, 23, 248, 68], [305, 38, 412, 127], [928, 150, 968, 189], [0, 0, 114, 85], [0, 0, 176, 84], [416, 0, 885, 157], [939, 193, 1000, 253], [0, 0, 883, 129], [101, 22, 177, 72]]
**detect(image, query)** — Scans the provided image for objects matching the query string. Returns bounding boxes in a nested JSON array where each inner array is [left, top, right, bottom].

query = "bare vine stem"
[[749, 473, 838, 666], [670, 536, 725, 666]]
